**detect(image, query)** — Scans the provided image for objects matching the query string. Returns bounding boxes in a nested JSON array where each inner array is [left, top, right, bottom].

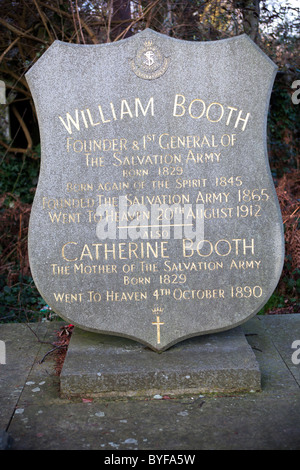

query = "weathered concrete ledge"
[[60, 326, 261, 398], [0, 430, 13, 450]]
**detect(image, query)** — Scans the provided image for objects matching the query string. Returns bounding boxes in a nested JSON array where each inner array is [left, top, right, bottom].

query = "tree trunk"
[[235, 0, 261, 43], [111, 0, 133, 41]]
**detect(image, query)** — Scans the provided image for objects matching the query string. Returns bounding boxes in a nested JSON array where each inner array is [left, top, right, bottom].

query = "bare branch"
[[32, 0, 54, 42], [0, 17, 48, 44]]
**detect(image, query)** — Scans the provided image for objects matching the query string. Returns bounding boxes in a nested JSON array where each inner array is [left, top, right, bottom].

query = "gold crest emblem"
[[131, 40, 170, 80]]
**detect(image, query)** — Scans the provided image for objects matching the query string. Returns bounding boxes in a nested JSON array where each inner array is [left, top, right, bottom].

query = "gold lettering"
[[53, 292, 84, 303], [62, 242, 78, 261], [173, 94, 186, 117], [183, 238, 255, 258]]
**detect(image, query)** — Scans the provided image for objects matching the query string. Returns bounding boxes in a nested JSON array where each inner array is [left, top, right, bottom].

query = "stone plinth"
[[60, 326, 261, 398]]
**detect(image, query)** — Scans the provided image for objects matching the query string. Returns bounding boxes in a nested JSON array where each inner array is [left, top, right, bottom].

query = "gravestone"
[[0, 81, 10, 140], [26, 30, 284, 364]]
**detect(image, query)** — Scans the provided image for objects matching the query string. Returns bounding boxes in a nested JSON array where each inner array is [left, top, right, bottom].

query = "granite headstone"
[[26, 29, 284, 351]]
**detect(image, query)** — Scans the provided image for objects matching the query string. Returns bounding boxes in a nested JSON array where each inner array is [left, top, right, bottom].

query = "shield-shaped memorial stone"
[[26, 29, 284, 351]]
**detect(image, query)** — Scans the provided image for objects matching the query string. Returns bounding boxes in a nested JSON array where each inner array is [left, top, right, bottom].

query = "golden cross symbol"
[[152, 315, 164, 344]]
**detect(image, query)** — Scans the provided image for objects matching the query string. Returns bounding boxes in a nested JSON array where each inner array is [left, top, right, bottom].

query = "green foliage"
[[0, 147, 41, 204], [258, 291, 286, 315], [268, 78, 299, 176], [283, 268, 300, 298], [0, 274, 48, 323], [258, 268, 300, 315]]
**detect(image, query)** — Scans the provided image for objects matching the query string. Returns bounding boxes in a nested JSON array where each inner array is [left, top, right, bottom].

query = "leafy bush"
[[0, 274, 47, 323], [0, 147, 40, 205]]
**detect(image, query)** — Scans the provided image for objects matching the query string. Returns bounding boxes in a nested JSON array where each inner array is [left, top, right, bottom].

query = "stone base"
[[0, 430, 13, 450], [60, 326, 261, 398]]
